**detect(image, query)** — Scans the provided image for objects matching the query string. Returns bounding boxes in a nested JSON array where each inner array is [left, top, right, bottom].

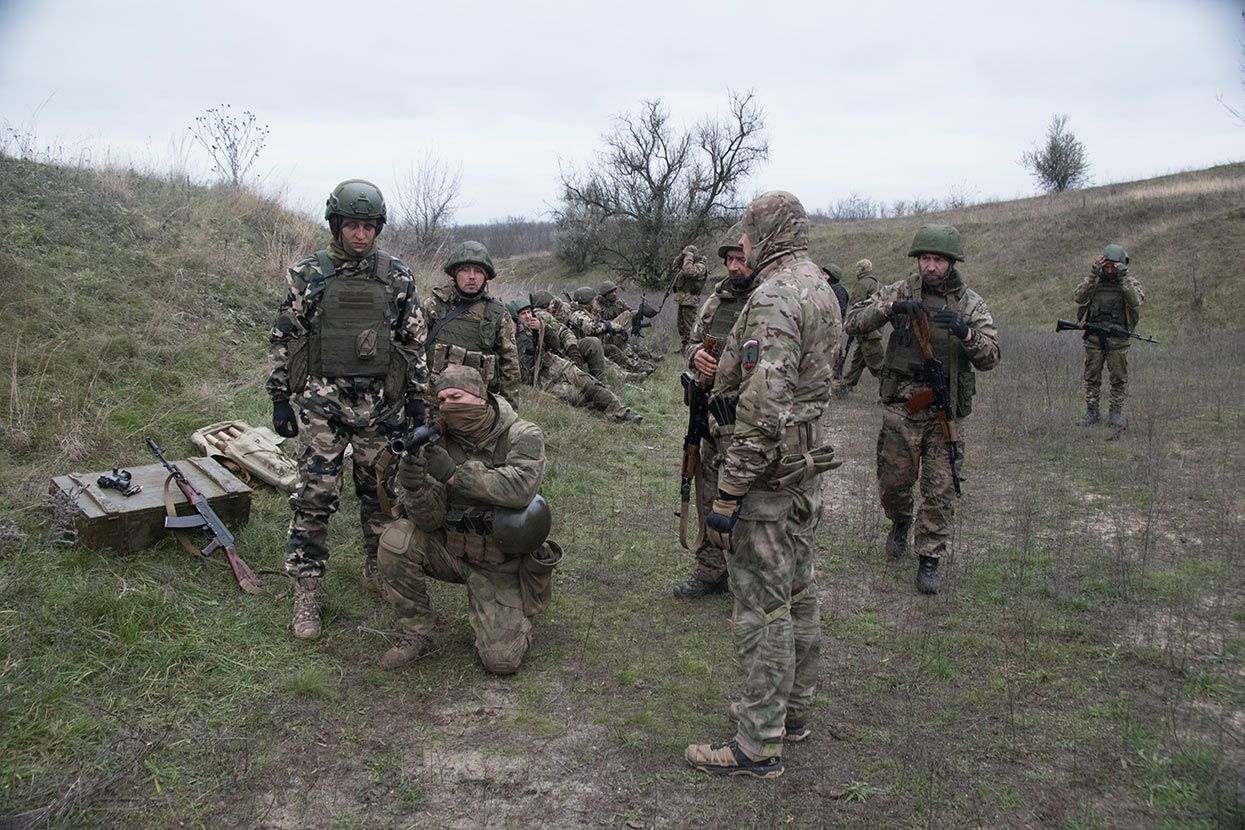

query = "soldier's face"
[[518, 308, 540, 329], [918, 254, 952, 280], [454, 265, 489, 294], [341, 219, 378, 253], [725, 250, 751, 280], [438, 387, 487, 407], [1102, 261, 1118, 275]]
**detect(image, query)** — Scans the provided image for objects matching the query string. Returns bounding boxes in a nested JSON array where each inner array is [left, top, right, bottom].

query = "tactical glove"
[[272, 398, 299, 438], [425, 444, 457, 483], [933, 309, 969, 339], [891, 299, 924, 318], [398, 451, 427, 490], [567, 344, 586, 369], [704, 492, 743, 551]]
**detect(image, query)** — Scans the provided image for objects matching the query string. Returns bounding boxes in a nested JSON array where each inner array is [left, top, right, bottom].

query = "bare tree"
[[389, 154, 463, 264], [1020, 114, 1091, 193], [555, 91, 768, 287], [187, 104, 269, 188], [1218, 10, 1245, 124], [828, 193, 881, 221]]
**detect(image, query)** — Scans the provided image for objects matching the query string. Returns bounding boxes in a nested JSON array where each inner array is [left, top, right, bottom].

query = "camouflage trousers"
[[538, 357, 631, 421], [1083, 343, 1129, 411], [876, 406, 958, 560], [729, 481, 823, 759], [377, 520, 532, 675], [677, 303, 698, 347], [690, 435, 727, 583], [604, 341, 652, 374], [576, 336, 608, 381], [285, 408, 399, 578], [842, 335, 884, 388]]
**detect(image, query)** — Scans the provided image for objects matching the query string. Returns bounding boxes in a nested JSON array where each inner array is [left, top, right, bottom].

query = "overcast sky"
[[1, 0, 1241, 223]]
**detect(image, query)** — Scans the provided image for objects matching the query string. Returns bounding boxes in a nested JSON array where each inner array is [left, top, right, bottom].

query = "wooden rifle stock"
[[907, 315, 963, 496]]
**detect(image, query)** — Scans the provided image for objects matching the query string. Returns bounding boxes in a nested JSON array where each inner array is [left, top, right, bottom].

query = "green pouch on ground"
[[519, 541, 563, 616]]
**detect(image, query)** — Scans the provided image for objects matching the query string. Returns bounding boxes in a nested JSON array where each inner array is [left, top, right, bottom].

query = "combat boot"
[[1078, 404, 1100, 427], [673, 576, 728, 599], [917, 555, 940, 595], [292, 576, 322, 640], [1108, 407, 1127, 430], [379, 632, 433, 670], [885, 519, 911, 560], [685, 739, 783, 779], [362, 556, 381, 595]]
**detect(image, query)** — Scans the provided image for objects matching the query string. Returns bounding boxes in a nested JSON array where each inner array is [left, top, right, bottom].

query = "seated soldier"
[[378, 365, 562, 674]]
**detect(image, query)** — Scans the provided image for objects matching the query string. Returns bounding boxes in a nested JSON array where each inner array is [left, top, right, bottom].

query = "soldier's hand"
[[425, 444, 457, 484], [693, 348, 718, 377], [272, 398, 299, 438], [933, 309, 969, 339], [398, 451, 427, 490], [891, 299, 924, 318], [704, 493, 743, 551]]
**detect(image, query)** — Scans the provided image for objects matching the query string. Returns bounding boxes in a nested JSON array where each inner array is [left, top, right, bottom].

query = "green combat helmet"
[[598, 280, 619, 296], [443, 241, 496, 279], [530, 289, 555, 309], [717, 222, 744, 260], [908, 224, 965, 262], [822, 263, 843, 282], [572, 286, 597, 306], [493, 494, 552, 555], [1102, 243, 1129, 265], [325, 179, 387, 233], [504, 300, 523, 319]]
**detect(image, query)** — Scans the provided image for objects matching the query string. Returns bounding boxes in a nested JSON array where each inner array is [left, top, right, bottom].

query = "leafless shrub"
[[389, 153, 462, 265], [187, 104, 270, 189]]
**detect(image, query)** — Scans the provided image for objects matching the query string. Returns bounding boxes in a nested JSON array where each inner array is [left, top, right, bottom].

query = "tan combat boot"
[[292, 576, 322, 640], [380, 633, 433, 670]]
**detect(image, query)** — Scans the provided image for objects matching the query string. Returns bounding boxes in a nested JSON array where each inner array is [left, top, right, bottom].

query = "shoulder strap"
[[314, 250, 336, 280], [428, 299, 476, 344]]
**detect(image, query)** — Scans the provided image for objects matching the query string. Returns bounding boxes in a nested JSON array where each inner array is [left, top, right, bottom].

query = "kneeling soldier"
[[378, 365, 561, 674]]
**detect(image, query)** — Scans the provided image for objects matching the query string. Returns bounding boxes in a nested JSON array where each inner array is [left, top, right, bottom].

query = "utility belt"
[[431, 342, 498, 388], [444, 506, 505, 566]]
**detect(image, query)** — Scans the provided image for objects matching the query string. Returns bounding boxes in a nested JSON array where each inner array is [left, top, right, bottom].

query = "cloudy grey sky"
[[1, 0, 1241, 223]]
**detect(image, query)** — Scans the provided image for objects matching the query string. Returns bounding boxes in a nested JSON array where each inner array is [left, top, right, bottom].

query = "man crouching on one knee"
[[376, 364, 560, 674]]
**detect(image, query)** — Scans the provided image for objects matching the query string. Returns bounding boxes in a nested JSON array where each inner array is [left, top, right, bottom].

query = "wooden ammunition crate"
[[48, 457, 252, 553]]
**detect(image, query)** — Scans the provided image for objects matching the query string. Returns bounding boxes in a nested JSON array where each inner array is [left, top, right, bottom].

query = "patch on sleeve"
[[741, 339, 760, 372]]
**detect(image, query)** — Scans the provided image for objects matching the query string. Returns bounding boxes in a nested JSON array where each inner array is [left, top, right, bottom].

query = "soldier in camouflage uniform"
[[267, 179, 429, 640], [568, 286, 655, 376], [822, 263, 849, 318], [378, 365, 561, 673], [671, 244, 709, 347], [531, 290, 608, 381], [1073, 244, 1144, 431], [508, 297, 643, 424], [837, 258, 885, 397], [672, 222, 757, 599], [685, 191, 840, 780], [844, 225, 1000, 594], [594, 280, 631, 322], [423, 241, 520, 402]]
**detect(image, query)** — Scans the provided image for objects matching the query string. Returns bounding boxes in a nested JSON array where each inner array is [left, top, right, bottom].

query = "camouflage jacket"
[[713, 252, 840, 494], [267, 249, 428, 428], [672, 251, 708, 306], [843, 270, 1000, 405], [514, 319, 579, 389], [563, 302, 610, 338], [534, 310, 577, 355], [423, 284, 521, 398], [685, 277, 754, 369], [849, 275, 883, 341], [593, 296, 630, 321], [1073, 267, 1144, 346], [401, 396, 546, 534]]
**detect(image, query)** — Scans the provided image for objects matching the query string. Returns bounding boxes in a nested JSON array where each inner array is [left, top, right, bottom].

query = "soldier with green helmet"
[[844, 224, 1000, 594], [821, 263, 849, 317], [671, 222, 758, 599], [670, 244, 709, 347], [531, 289, 610, 381], [423, 240, 520, 402], [594, 280, 630, 321], [1073, 244, 1144, 431], [267, 178, 429, 640], [378, 364, 561, 673], [836, 258, 886, 397], [567, 286, 655, 376]]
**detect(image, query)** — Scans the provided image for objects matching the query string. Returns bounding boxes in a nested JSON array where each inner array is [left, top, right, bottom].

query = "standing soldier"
[[671, 244, 709, 347], [672, 223, 757, 599], [822, 263, 849, 318], [837, 258, 885, 397], [685, 191, 840, 779], [268, 179, 428, 640], [1073, 244, 1144, 431], [423, 241, 520, 401], [844, 225, 1000, 594], [378, 365, 562, 673]]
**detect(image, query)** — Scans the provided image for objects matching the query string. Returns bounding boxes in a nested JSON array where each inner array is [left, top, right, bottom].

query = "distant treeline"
[[450, 217, 556, 258]]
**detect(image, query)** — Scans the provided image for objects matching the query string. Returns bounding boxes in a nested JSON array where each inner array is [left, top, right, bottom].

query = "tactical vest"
[[428, 295, 505, 389], [297, 251, 407, 398], [881, 289, 976, 417], [442, 426, 513, 567], [1086, 279, 1129, 328], [706, 292, 749, 345]]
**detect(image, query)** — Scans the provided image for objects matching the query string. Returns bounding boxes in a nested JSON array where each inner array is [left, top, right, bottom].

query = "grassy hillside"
[[1, 158, 1243, 829]]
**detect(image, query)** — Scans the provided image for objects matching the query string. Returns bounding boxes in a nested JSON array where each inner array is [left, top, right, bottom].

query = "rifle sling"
[[428, 300, 476, 344]]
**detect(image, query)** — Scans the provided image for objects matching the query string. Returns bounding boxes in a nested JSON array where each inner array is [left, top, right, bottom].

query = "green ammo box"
[[48, 457, 252, 553]]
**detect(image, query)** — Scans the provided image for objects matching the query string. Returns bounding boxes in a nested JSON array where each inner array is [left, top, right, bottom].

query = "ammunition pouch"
[[431, 342, 498, 389], [444, 506, 506, 566], [707, 393, 738, 426], [519, 540, 562, 617]]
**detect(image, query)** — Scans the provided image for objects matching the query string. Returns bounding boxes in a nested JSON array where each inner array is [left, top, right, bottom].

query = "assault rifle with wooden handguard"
[[677, 333, 725, 549], [146, 437, 263, 595], [1055, 319, 1158, 349], [901, 316, 963, 496]]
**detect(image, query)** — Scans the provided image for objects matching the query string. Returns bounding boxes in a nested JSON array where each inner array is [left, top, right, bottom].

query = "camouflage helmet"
[[530, 289, 555, 309], [821, 263, 843, 282], [572, 286, 597, 305], [854, 258, 873, 278], [908, 224, 965, 262], [325, 179, 386, 232], [442, 240, 496, 280], [598, 280, 619, 296], [493, 493, 552, 555], [511, 295, 533, 315], [503, 299, 526, 319], [1101, 243, 1129, 265], [717, 222, 745, 260]]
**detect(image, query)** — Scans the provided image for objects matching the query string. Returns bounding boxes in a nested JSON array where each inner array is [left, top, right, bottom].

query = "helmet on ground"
[[493, 494, 551, 554], [442, 241, 496, 279], [908, 224, 965, 262]]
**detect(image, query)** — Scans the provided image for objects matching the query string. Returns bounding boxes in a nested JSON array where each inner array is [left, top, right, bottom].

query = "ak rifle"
[[677, 333, 724, 549], [146, 437, 263, 595], [902, 316, 963, 497], [1055, 319, 1158, 348]]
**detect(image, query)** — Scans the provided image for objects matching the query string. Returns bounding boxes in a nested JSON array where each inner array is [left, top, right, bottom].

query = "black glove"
[[425, 444, 457, 483], [933, 308, 969, 339], [398, 451, 427, 490], [405, 396, 426, 429], [892, 299, 924, 318], [704, 492, 743, 551], [272, 398, 299, 438]]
